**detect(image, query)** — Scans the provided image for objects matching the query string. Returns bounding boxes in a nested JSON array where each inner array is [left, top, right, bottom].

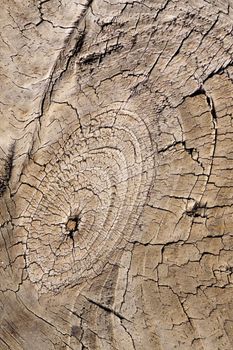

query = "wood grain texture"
[[0, 0, 233, 349]]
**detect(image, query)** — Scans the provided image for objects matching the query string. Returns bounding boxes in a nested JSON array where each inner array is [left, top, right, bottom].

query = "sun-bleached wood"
[[0, 1, 233, 349]]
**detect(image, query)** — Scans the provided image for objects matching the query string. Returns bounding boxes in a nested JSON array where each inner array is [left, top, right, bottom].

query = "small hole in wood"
[[66, 215, 80, 240]]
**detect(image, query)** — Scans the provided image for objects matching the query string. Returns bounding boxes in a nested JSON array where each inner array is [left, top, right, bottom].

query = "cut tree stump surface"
[[0, 0, 233, 349]]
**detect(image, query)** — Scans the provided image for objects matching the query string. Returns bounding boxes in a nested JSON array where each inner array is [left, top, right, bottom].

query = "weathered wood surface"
[[0, 0, 233, 349]]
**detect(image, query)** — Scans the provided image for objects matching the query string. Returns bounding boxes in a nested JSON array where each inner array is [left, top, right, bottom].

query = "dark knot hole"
[[66, 215, 81, 240]]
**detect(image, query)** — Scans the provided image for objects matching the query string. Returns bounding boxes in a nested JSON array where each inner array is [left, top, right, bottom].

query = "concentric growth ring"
[[24, 108, 155, 293]]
